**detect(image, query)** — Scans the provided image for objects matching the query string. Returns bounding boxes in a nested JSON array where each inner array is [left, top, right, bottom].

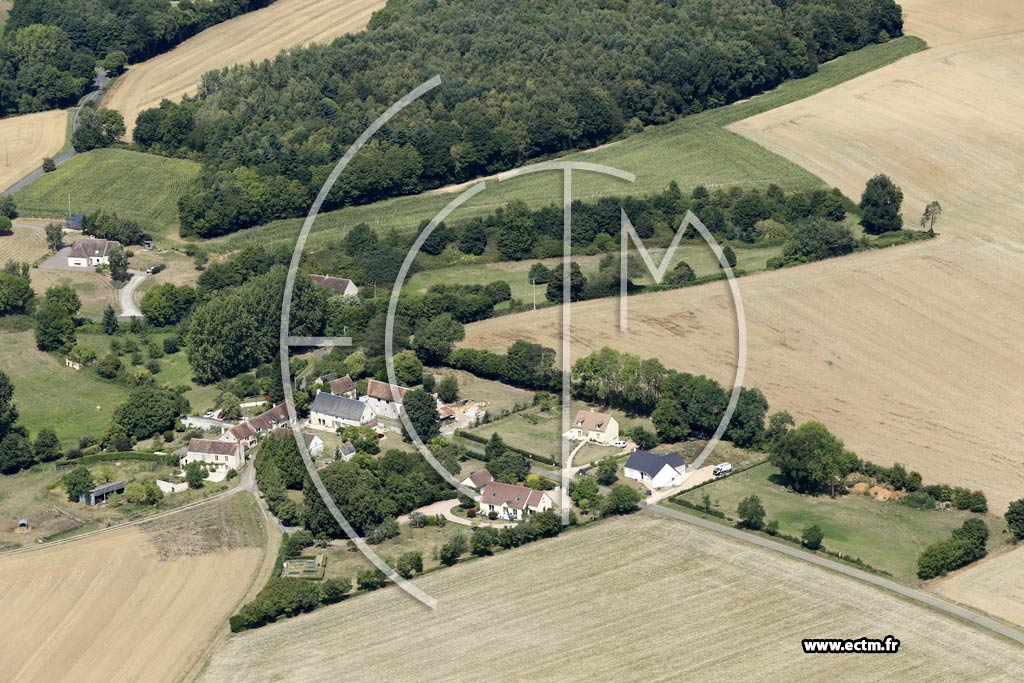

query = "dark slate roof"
[[90, 480, 127, 496], [624, 450, 684, 477], [341, 442, 356, 456], [311, 392, 367, 421]]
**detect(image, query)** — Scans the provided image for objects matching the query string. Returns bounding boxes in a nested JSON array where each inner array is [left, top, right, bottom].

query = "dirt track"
[[466, 0, 1024, 517], [103, 0, 385, 136], [0, 110, 68, 192]]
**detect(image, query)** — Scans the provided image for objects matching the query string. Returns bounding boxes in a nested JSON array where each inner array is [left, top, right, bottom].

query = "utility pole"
[[531, 279, 536, 310], [67, 193, 72, 219]]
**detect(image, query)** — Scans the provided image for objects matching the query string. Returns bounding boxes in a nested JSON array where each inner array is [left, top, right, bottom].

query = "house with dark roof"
[[566, 409, 620, 445], [624, 450, 686, 489], [309, 392, 372, 431], [339, 441, 357, 461], [360, 379, 409, 421], [221, 403, 293, 449], [478, 481, 554, 520], [67, 237, 120, 268], [310, 274, 358, 296], [184, 438, 245, 472]]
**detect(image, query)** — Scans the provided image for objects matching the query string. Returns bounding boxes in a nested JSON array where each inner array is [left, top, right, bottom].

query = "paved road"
[[4, 71, 109, 194], [646, 503, 1024, 646]]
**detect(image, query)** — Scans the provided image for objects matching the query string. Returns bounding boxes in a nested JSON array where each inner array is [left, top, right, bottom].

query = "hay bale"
[[851, 482, 870, 494]]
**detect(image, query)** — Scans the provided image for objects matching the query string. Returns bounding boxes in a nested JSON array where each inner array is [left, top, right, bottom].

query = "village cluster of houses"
[[179, 375, 444, 477]]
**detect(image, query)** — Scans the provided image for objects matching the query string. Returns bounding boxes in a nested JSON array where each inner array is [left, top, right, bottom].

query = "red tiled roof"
[[467, 469, 493, 487], [365, 379, 408, 403], [329, 375, 355, 394], [188, 438, 240, 456], [573, 409, 614, 432], [310, 274, 354, 292]]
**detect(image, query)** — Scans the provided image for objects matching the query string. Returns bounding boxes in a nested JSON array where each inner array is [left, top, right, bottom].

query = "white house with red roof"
[[360, 379, 409, 421], [477, 481, 555, 520]]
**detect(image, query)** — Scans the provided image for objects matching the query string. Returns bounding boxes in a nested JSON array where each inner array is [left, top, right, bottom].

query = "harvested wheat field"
[[0, 109, 68, 192], [932, 543, 1024, 629], [0, 494, 270, 683], [467, 0, 1024, 514], [200, 515, 1024, 682], [103, 0, 385, 136]]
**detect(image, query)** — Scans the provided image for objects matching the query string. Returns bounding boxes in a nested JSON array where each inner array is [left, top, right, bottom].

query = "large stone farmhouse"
[[623, 450, 686, 489], [360, 379, 408, 421], [478, 481, 555, 520], [183, 438, 245, 473], [308, 392, 373, 431], [566, 409, 619, 445], [67, 237, 120, 268]]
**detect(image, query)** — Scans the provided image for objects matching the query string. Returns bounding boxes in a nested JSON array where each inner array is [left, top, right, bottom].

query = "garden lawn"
[[673, 462, 1010, 583], [0, 331, 129, 447], [12, 149, 200, 239]]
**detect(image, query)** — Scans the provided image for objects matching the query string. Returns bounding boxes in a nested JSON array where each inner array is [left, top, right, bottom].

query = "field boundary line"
[[646, 503, 1024, 646]]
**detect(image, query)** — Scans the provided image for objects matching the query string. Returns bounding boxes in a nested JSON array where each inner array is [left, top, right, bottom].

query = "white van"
[[713, 462, 733, 477]]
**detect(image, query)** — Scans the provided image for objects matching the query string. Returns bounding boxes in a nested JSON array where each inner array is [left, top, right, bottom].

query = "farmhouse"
[[67, 237, 119, 268], [327, 374, 356, 398], [567, 410, 619, 445], [478, 481, 554, 520], [360, 379, 408, 421], [221, 403, 293, 448], [624, 450, 686, 489], [308, 392, 372, 431], [183, 438, 245, 472], [309, 274, 359, 296], [80, 480, 126, 506], [461, 469, 493, 490]]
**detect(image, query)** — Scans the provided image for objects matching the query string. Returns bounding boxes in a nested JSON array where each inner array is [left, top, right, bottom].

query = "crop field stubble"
[[465, 0, 1024, 517], [198, 515, 1024, 682], [0, 494, 271, 683], [102, 0, 387, 136], [0, 109, 69, 192]]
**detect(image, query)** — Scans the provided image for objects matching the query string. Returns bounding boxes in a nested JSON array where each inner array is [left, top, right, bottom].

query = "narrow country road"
[[4, 71, 109, 194], [646, 503, 1024, 646]]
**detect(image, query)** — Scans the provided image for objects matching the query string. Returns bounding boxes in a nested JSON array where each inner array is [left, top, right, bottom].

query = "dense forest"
[[0, 0, 273, 116], [130, 0, 904, 238]]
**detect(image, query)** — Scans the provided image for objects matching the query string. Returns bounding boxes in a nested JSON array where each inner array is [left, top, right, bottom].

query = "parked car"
[[203, 411, 214, 418], [145, 266, 155, 274], [612, 439, 627, 448], [713, 462, 733, 477]]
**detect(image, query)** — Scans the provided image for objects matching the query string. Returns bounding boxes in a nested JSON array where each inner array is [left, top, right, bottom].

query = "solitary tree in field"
[[1006, 498, 1024, 541], [102, 304, 118, 335], [920, 200, 942, 234], [859, 174, 904, 234], [42, 157, 56, 173], [801, 524, 824, 550], [737, 495, 765, 530]]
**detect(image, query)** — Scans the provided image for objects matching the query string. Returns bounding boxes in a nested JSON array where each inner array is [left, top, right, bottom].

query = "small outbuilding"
[[80, 480, 126, 506]]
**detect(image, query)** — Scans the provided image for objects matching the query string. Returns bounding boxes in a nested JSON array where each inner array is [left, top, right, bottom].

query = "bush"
[[801, 524, 823, 551], [439, 533, 469, 565], [366, 517, 400, 544], [42, 157, 56, 173], [900, 490, 936, 510], [357, 568, 387, 591], [466, 508, 477, 518], [318, 577, 352, 604], [737, 495, 765, 530], [408, 511, 427, 528]]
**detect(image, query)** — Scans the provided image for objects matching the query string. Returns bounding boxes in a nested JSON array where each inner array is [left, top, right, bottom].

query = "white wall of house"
[[308, 404, 373, 431], [567, 417, 620, 444], [479, 493, 554, 520], [624, 464, 681, 489], [363, 396, 401, 421], [181, 448, 244, 472]]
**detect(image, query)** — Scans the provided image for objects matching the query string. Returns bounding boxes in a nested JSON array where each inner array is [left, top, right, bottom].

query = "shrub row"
[[455, 429, 559, 466]]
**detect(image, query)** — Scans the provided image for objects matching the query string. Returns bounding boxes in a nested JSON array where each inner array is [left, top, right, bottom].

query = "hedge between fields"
[[56, 451, 179, 467], [455, 429, 559, 466]]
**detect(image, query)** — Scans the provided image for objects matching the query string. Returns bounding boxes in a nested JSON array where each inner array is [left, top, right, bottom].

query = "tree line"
[[128, 0, 903, 236]]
